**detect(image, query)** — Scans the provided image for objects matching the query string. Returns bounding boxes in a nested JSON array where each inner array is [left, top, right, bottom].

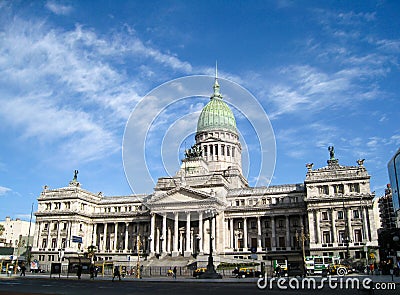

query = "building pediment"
[[145, 186, 227, 210]]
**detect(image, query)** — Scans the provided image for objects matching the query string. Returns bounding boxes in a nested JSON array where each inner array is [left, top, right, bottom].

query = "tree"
[[0, 224, 4, 236]]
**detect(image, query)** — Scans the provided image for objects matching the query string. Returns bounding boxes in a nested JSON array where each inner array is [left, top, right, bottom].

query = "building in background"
[[388, 148, 400, 228], [0, 216, 35, 261], [31, 77, 379, 271], [378, 185, 397, 230]]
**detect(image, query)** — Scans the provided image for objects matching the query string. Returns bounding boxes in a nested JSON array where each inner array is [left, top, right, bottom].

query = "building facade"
[[388, 148, 400, 228], [31, 77, 379, 270]]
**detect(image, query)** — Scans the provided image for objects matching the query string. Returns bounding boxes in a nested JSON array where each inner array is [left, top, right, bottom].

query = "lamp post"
[[296, 226, 309, 276], [136, 235, 142, 279], [198, 210, 222, 279]]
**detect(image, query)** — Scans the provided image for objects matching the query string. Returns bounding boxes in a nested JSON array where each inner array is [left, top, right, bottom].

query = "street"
[[0, 275, 399, 295]]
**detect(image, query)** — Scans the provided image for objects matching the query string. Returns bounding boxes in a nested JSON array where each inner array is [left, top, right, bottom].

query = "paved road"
[[0, 274, 398, 295]]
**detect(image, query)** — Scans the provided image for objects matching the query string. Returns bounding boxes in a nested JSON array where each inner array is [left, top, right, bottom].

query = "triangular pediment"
[[147, 186, 212, 205]]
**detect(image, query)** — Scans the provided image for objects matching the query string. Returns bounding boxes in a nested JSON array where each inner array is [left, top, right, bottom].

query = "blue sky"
[[0, 0, 399, 221]]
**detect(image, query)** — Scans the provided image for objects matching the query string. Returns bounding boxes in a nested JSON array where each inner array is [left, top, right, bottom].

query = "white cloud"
[[0, 186, 11, 196], [45, 1, 73, 15]]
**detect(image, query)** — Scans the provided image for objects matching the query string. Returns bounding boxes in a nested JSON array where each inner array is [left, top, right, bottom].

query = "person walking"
[[89, 264, 95, 280], [173, 266, 177, 279], [76, 264, 82, 280], [20, 263, 26, 277], [112, 266, 121, 281]]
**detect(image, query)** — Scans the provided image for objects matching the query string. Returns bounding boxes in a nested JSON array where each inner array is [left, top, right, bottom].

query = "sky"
[[0, 0, 399, 221]]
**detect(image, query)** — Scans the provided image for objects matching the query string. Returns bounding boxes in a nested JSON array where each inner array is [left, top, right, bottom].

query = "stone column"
[[286, 216, 291, 250], [150, 213, 155, 254], [172, 212, 179, 256], [167, 227, 171, 253], [362, 206, 369, 242], [347, 208, 353, 242], [331, 210, 336, 243], [243, 217, 247, 250], [198, 212, 203, 253], [124, 222, 129, 252], [307, 210, 315, 244], [162, 214, 167, 254], [56, 221, 61, 249], [271, 216, 276, 249], [114, 222, 118, 251], [103, 223, 107, 251], [230, 218, 234, 249], [257, 217, 262, 251], [184, 212, 191, 257], [46, 222, 51, 250], [93, 223, 98, 248], [315, 210, 320, 244]]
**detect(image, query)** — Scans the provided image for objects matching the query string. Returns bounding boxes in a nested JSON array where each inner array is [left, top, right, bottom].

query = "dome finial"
[[212, 61, 222, 99]]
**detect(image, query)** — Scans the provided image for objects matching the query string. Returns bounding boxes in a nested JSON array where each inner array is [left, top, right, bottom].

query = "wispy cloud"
[[0, 15, 193, 165], [0, 186, 11, 196], [45, 1, 73, 15]]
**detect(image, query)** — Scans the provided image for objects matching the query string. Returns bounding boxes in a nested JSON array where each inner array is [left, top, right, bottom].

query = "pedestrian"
[[20, 263, 26, 277], [76, 264, 82, 280], [112, 266, 121, 281], [89, 264, 94, 280], [173, 266, 177, 279]]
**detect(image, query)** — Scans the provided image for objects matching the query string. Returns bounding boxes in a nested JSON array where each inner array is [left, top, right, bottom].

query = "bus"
[[272, 259, 288, 276], [305, 255, 341, 275]]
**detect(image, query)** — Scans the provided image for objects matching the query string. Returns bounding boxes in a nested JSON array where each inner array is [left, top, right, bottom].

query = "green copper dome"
[[197, 77, 237, 134]]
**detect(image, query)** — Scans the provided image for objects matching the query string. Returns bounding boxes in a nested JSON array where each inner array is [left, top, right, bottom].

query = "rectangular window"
[[251, 221, 257, 229], [334, 184, 344, 194], [264, 220, 270, 228], [232, 147, 235, 157], [237, 221, 243, 229], [322, 211, 329, 220], [323, 231, 331, 243], [51, 238, 57, 248], [354, 229, 362, 242], [278, 220, 284, 228], [353, 210, 360, 219], [42, 238, 47, 249], [278, 236, 285, 248], [227, 146, 230, 156], [338, 230, 346, 243], [337, 211, 344, 220], [265, 237, 271, 248], [235, 200, 240, 206], [209, 145, 213, 156], [262, 198, 267, 205], [349, 183, 360, 193], [319, 186, 329, 195], [61, 238, 66, 249], [240, 200, 245, 206], [214, 144, 218, 156], [204, 146, 208, 156], [221, 145, 225, 156]]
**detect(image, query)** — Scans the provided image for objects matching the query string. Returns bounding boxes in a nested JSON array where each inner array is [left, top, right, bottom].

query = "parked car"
[[193, 267, 207, 277], [237, 267, 263, 278]]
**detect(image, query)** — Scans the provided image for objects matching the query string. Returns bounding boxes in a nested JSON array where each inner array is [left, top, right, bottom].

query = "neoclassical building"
[[32, 76, 378, 270]]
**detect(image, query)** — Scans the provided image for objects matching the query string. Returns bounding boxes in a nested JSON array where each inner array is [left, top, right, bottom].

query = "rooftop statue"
[[328, 146, 335, 160], [185, 145, 202, 159], [73, 170, 79, 181]]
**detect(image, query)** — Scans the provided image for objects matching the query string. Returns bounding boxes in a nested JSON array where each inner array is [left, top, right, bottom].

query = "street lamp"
[[296, 226, 309, 275], [136, 235, 142, 279], [198, 209, 222, 279]]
